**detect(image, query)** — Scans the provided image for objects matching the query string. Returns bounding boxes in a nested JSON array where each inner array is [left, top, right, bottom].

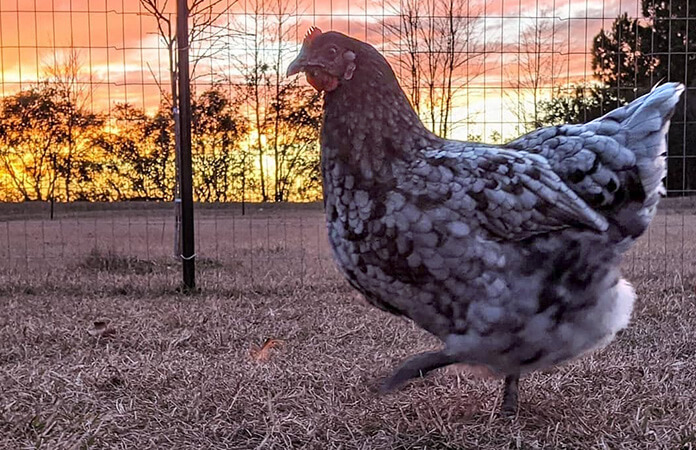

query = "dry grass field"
[[0, 201, 695, 449]]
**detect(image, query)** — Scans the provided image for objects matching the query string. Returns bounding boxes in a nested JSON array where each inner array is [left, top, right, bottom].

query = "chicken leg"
[[501, 373, 520, 416], [381, 350, 456, 392], [384, 351, 521, 417]]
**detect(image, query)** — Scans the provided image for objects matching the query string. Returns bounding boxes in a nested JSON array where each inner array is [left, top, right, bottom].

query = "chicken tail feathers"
[[608, 82, 684, 219], [508, 82, 683, 245]]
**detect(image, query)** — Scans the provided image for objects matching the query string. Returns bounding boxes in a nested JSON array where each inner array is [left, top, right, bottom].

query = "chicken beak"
[[286, 48, 308, 77]]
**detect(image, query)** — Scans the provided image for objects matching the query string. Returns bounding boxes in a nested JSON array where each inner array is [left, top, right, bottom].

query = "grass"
[[0, 203, 695, 449]]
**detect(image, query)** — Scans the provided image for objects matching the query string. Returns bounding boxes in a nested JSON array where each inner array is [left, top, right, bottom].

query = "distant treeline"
[[0, 82, 323, 203]]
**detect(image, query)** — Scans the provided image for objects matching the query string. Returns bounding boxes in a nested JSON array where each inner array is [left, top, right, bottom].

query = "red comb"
[[304, 26, 322, 45]]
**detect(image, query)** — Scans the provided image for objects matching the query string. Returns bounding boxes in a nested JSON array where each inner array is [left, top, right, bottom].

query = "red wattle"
[[306, 71, 339, 92]]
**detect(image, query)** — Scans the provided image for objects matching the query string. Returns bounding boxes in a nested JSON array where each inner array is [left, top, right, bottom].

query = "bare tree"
[[139, 0, 237, 251], [382, 0, 484, 138], [140, 0, 237, 101], [235, 0, 323, 202], [231, 0, 300, 202], [45, 50, 101, 202], [392, 0, 422, 115], [245, 0, 271, 202], [267, 0, 298, 202], [505, 14, 566, 133]]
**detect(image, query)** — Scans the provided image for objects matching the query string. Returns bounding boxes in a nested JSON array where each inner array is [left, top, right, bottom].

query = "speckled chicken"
[[287, 28, 684, 414]]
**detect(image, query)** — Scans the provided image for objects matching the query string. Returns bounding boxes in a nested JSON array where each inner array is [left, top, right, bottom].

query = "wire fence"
[[0, 0, 693, 287], [1, 200, 694, 289], [0, 202, 339, 286]]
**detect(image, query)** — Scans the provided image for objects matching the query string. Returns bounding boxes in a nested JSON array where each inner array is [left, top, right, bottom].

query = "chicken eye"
[[327, 46, 338, 57]]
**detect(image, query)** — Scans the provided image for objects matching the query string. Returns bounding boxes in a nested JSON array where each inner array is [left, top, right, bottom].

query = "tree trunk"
[[170, 41, 183, 257]]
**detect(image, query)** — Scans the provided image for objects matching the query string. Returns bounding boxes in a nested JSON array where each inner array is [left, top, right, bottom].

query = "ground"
[[0, 201, 695, 449]]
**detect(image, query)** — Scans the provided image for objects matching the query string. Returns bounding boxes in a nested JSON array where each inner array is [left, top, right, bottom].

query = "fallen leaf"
[[250, 338, 284, 361]]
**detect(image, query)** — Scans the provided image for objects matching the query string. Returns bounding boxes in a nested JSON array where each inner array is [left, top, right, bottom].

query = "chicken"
[[287, 27, 684, 415]]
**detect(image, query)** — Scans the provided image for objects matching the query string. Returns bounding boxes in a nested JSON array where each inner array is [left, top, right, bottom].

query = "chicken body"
[[287, 29, 684, 413]]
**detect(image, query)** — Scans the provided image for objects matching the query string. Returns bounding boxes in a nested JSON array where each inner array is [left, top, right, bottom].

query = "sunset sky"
[[0, 0, 642, 139]]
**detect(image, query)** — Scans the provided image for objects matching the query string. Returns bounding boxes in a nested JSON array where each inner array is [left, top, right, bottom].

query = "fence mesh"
[[0, 0, 693, 287]]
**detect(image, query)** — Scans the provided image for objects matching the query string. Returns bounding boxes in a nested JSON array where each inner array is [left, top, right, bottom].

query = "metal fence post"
[[177, 0, 196, 291]]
